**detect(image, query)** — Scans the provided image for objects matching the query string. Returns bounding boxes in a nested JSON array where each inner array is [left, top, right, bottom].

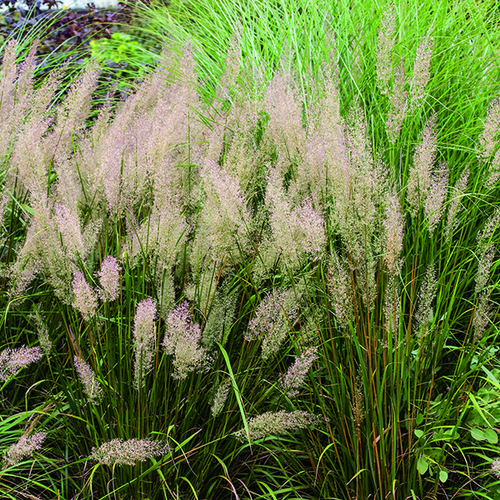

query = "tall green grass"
[[0, 0, 499, 499]]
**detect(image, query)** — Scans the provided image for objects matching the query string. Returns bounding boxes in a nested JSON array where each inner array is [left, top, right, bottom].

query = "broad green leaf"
[[484, 428, 498, 444], [470, 428, 486, 441], [439, 470, 448, 483], [416, 413, 424, 425], [414, 429, 424, 439], [417, 456, 429, 475]]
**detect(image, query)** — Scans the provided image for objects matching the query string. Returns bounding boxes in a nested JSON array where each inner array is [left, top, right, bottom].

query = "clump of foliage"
[[0, 0, 500, 499]]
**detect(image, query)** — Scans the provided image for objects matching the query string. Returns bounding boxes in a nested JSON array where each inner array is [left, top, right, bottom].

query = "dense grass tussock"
[[0, 0, 500, 498]]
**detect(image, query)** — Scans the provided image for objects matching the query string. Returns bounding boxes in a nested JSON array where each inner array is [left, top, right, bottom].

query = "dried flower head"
[[0, 346, 43, 382], [163, 302, 206, 380], [89, 438, 170, 466], [72, 271, 98, 321], [74, 355, 103, 405], [133, 298, 157, 390], [279, 347, 317, 397], [97, 255, 121, 302], [234, 410, 320, 442], [3, 432, 46, 468]]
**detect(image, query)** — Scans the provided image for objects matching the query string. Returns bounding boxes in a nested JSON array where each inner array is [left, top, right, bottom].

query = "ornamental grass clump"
[[1, 0, 500, 498]]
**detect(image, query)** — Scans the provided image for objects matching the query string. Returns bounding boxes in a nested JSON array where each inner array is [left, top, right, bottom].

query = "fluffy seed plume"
[[376, 5, 396, 94], [478, 98, 500, 161], [386, 60, 407, 143], [246, 289, 299, 360], [410, 32, 433, 111], [234, 410, 320, 442], [279, 347, 317, 397], [74, 355, 103, 405], [0, 346, 43, 382], [383, 193, 405, 275], [97, 256, 121, 302], [425, 163, 448, 235], [3, 432, 46, 468], [328, 254, 353, 330], [414, 265, 438, 336], [407, 113, 437, 216], [89, 438, 170, 466], [163, 302, 206, 380], [211, 379, 231, 417], [72, 271, 98, 321], [133, 298, 157, 390]]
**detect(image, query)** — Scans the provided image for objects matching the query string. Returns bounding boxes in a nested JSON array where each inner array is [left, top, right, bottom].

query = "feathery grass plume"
[[383, 193, 404, 275], [410, 30, 433, 111], [202, 283, 237, 349], [245, 288, 299, 361], [89, 438, 170, 466], [10, 196, 79, 303], [262, 71, 305, 167], [198, 158, 251, 260], [211, 379, 231, 417], [163, 301, 206, 380], [473, 243, 495, 342], [74, 355, 103, 405], [265, 168, 326, 272], [425, 162, 448, 235], [32, 306, 51, 357], [72, 271, 97, 321], [353, 375, 365, 429], [279, 347, 317, 397], [376, 4, 396, 95], [128, 201, 187, 271], [328, 254, 353, 330], [97, 256, 121, 302], [485, 148, 500, 189], [234, 410, 320, 442], [54, 203, 84, 258], [386, 60, 407, 143], [407, 113, 437, 216], [3, 432, 46, 468], [473, 295, 491, 342], [475, 244, 495, 295], [478, 97, 500, 161], [42, 59, 100, 166], [0, 40, 42, 169], [0, 346, 42, 381], [133, 298, 157, 390], [444, 168, 469, 241], [414, 265, 438, 337], [384, 275, 400, 335], [477, 208, 500, 255]]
